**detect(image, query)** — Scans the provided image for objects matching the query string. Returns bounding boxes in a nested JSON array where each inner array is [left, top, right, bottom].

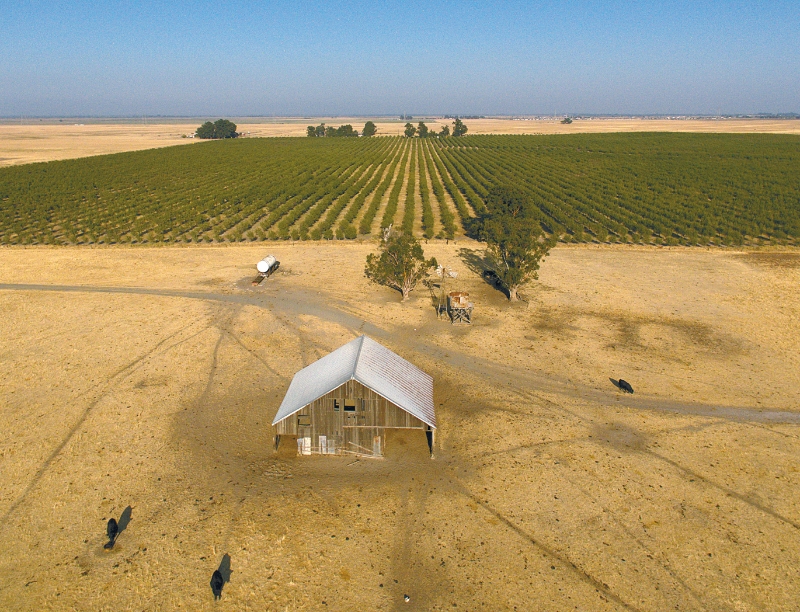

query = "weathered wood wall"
[[274, 379, 427, 457]]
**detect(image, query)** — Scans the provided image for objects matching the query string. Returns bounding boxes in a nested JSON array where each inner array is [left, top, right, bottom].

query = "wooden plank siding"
[[274, 379, 426, 457]]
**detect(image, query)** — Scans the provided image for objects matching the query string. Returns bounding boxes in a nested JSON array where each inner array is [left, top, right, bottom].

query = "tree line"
[[306, 121, 377, 138], [304, 119, 468, 138], [404, 118, 467, 138]]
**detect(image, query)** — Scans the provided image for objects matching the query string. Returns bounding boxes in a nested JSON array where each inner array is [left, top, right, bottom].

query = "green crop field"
[[1, 133, 798, 246]]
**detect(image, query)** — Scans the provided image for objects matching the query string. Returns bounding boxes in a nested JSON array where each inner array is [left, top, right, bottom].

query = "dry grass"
[[2, 118, 799, 167], [0, 242, 799, 610]]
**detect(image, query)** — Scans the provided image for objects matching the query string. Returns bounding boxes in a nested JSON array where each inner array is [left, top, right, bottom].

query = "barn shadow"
[[384, 429, 431, 463]]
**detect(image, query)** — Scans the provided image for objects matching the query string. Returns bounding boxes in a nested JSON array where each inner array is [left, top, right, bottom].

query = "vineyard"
[[0, 133, 798, 246]]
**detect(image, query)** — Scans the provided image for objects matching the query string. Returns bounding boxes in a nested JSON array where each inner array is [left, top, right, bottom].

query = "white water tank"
[[257, 255, 277, 273]]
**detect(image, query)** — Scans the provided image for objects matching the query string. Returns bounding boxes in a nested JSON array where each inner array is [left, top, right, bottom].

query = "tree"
[[365, 230, 437, 301], [195, 119, 238, 139], [404, 122, 417, 138], [325, 126, 336, 137], [306, 125, 316, 137], [417, 121, 429, 138], [362, 121, 377, 137], [315, 123, 326, 137], [439, 124, 450, 137], [334, 124, 358, 137], [479, 186, 555, 301], [196, 121, 215, 139], [452, 118, 468, 136]]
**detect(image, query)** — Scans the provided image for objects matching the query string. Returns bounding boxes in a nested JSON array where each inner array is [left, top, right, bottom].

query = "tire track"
[[0, 319, 210, 526], [441, 465, 643, 612], [513, 388, 800, 532]]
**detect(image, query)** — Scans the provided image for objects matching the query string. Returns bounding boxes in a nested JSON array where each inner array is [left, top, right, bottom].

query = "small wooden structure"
[[272, 336, 436, 458], [448, 291, 473, 324]]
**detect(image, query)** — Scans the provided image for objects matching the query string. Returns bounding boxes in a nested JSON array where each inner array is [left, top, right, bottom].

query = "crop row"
[[0, 133, 797, 246]]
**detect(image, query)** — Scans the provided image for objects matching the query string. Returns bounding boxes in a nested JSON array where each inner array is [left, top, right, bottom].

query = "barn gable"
[[272, 335, 435, 429]]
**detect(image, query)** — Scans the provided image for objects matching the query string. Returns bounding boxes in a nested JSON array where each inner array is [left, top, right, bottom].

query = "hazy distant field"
[[1, 117, 799, 167], [1, 133, 798, 247], [1, 243, 798, 610]]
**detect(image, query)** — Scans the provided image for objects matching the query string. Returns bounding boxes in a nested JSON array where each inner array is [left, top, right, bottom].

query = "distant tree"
[[334, 124, 358, 137], [362, 121, 377, 137], [365, 230, 437, 301], [452, 118, 468, 137], [479, 186, 555, 301], [215, 119, 238, 138], [195, 119, 238, 139], [404, 122, 417, 138], [196, 122, 215, 139], [417, 121, 429, 138], [561, 117, 573, 124], [308, 123, 359, 138], [439, 125, 450, 137]]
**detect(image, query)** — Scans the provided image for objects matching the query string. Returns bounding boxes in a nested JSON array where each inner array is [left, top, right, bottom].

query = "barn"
[[272, 335, 435, 457]]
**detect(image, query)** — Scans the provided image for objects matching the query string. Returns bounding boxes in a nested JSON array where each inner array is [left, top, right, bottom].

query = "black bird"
[[618, 379, 634, 394], [104, 518, 118, 549], [210, 569, 225, 600]]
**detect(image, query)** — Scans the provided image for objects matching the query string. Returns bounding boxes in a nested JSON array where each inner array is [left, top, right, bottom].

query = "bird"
[[618, 379, 634, 394], [210, 569, 225, 600], [104, 518, 118, 549]]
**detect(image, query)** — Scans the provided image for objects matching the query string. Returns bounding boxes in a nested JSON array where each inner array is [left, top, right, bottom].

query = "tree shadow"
[[456, 247, 488, 276], [457, 247, 509, 298]]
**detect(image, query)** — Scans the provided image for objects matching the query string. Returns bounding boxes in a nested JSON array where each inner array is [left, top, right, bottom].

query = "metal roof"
[[272, 335, 436, 429]]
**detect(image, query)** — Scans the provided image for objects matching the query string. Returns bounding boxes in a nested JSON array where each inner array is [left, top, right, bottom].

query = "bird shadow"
[[211, 554, 232, 600], [103, 505, 132, 550], [218, 553, 232, 583], [118, 506, 132, 534], [609, 377, 634, 393]]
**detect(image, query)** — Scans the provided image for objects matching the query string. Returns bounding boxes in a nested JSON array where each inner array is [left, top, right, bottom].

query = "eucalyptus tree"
[[479, 186, 554, 301]]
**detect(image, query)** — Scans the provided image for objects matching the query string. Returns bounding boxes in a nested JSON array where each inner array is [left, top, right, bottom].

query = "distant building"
[[272, 336, 435, 457]]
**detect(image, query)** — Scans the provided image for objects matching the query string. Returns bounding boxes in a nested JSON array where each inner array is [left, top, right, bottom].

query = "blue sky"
[[1, 0, 797, 116]]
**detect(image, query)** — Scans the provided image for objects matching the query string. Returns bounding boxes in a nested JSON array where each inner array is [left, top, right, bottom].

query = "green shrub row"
[[1, 133, 798, 245]]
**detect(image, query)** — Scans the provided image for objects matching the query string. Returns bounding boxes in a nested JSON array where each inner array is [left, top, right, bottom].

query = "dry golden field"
[[1, 118, 799, 167], [0, 242, 799, 610]]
